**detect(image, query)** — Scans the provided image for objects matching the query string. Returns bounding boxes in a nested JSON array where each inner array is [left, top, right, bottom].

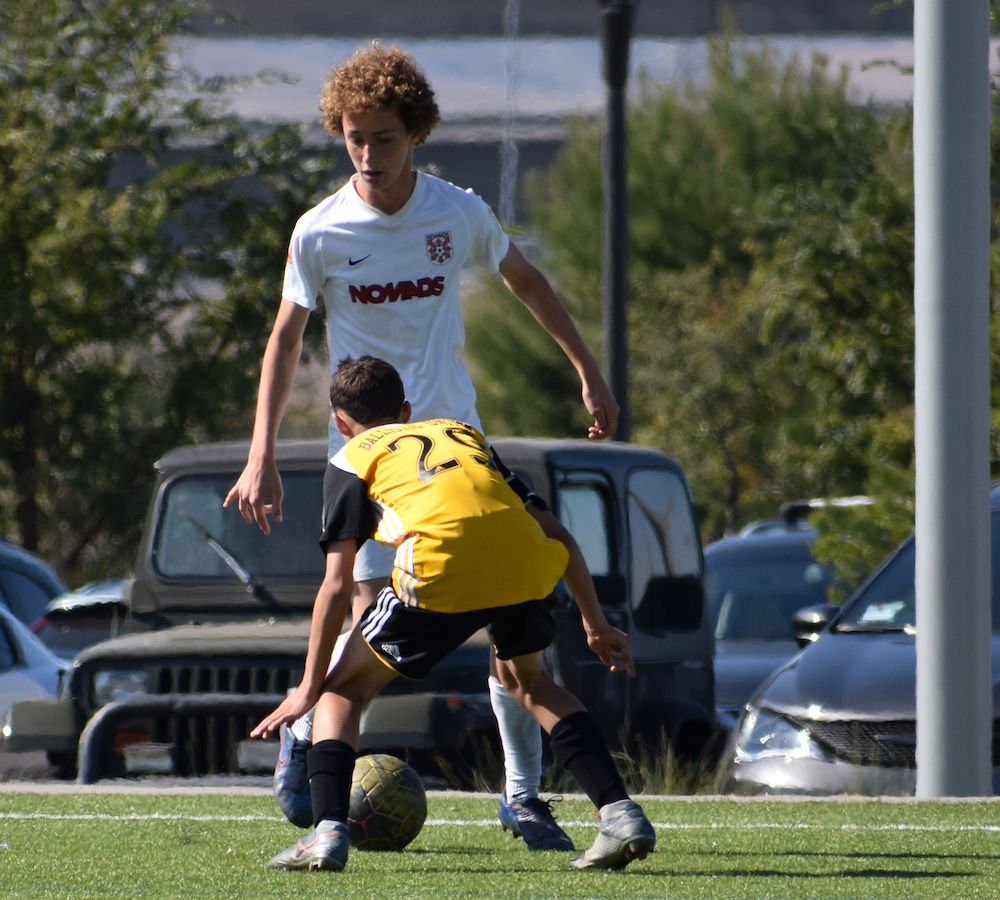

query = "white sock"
[[290, 707, 313, 742], [489, 677, 542, 801], [290, 630, 351, 743]]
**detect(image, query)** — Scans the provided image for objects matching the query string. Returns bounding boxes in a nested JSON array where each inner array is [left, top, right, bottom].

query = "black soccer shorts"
[[359, 584, 556, 680]]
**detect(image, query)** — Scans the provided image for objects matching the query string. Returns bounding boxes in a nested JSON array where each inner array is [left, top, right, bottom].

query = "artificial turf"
[[2, 790, 999, 899]]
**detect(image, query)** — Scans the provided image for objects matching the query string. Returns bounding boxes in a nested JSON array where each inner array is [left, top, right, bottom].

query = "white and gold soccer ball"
[[348, 753, 427, 851]]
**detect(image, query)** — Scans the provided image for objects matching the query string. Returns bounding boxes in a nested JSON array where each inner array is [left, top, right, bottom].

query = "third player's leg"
[[494, 651, 585, 733]]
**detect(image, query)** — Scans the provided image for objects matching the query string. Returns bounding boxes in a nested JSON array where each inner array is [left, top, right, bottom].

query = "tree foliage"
[[463, 272, 584, 438], [0, 0, 335, 581], [468, 35, 922, 585]]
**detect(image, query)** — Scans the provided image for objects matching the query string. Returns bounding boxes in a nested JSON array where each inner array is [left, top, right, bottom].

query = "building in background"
[[175, 0, 917, 222]]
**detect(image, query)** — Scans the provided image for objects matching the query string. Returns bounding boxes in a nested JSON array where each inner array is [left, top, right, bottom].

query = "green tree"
[[470, 35, 904, 545], [463, 276, 584, 438], [0, 0, 334, 581], [469, 32, 1000, 590]]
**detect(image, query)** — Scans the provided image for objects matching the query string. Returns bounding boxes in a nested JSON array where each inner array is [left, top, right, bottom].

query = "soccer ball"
[[348, 753, 427, 851]]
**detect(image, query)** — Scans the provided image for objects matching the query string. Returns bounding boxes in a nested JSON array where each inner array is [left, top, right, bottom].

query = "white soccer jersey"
[[282, 171, 510, 452]]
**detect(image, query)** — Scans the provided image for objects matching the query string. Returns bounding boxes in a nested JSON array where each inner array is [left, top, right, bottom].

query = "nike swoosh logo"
[[348, 255, 371, 266]]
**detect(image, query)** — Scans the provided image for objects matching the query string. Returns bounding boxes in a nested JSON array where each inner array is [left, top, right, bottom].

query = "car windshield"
[[838, 540, 916, 630], [838, 509, 1000, 631], [153, 472, 326, 580], [707, 543, 834, 641]]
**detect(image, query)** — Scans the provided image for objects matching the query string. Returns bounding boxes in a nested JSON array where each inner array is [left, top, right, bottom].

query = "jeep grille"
[[154, 662, 297, 696], [82, 659, 303, 778], [149, 662, 301, 776]]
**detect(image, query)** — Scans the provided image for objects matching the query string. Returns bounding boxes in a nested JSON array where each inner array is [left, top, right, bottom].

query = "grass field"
[[3, 790, 1000, 899]]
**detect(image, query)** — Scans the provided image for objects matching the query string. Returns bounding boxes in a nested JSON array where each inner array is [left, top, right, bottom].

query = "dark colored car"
[[33, 580, 128, 662], [705, 520, 839, 729], [720, 486, 1000, 795], [0, 539, 67, 631], [4, 438, 718, 782]]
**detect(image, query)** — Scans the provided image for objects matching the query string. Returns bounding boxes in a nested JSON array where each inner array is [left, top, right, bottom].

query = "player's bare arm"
[[527, 505, 635, 678], [252, 539, 357, 738], [498, 241, 620, 440], [224, 300, 311, 534]]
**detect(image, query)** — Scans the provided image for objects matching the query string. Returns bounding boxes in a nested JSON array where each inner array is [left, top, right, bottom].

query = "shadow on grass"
[[697, 847, 995, 863], [775, 849, 1000, 862], [671, 855, 977, 880], [631, 862, 976, 880], [374, 848, 508, 856], [705, 868, 973, 879]]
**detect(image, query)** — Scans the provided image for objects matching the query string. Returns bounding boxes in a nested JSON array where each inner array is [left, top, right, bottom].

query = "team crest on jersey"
[[425, 231, 453, 265]]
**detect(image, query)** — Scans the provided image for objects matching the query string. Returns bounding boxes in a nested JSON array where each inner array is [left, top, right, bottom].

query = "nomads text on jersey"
[[349, 277, 445, 304]]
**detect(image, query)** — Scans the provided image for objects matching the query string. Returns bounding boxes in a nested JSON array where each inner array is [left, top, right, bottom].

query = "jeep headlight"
[[734, 707, 833, 763], [92, 669, 149, 708]]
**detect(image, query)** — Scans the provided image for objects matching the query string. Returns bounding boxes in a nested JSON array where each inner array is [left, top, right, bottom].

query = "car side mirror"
[[792, 603, 840, 648]]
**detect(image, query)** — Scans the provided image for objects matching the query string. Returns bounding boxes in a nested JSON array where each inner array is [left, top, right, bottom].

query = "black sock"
[[549, 711, 628, 809], [307, 739, 356, 826]]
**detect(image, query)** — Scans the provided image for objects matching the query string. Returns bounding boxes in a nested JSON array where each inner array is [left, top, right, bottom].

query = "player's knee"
[[499, 665, 553, 704], [493, 665, 518, 696]]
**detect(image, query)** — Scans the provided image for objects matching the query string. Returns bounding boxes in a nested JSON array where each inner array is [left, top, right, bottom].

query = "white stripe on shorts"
[[362, 587, 399, 643]]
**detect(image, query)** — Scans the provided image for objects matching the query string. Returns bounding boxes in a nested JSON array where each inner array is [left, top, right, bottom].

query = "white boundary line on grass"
[[2, 812, 1000, 832]]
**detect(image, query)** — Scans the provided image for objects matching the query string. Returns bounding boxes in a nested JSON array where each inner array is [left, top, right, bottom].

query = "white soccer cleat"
[[266, 821, 351, 871], [570, 799, 655, 870]]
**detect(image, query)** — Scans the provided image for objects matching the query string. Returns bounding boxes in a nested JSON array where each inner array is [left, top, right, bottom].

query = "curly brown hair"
[[319, 43, 441, 145]]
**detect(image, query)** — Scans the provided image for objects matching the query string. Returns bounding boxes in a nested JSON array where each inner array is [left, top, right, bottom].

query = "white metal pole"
[[913, 0, 992, 797], [499, 0, 520, 227]]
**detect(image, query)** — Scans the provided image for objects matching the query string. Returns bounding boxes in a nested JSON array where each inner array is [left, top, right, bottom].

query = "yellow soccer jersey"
[[323, 419, 568, 613]]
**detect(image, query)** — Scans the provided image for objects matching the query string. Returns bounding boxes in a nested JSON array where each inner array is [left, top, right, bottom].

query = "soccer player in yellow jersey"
[[252, 356, 655, 873]]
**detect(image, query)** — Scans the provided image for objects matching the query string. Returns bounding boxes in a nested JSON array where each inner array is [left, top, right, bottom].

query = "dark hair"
[[330, 356, 406, 425], [319, 42, 440, 145]]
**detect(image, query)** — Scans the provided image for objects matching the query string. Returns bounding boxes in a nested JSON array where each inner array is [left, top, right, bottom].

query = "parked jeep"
[[2, 437, 716, 782]]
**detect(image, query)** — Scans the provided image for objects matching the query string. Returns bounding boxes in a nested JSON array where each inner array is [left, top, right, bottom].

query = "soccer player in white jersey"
[[224, 42, 620, 851]]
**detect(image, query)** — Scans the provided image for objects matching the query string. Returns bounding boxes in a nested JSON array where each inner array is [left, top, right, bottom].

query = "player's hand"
[[251, 685, 318, 740], [223, 459, 284, 535], [582, 377, 619, 440], [584, 623, 635, 677]]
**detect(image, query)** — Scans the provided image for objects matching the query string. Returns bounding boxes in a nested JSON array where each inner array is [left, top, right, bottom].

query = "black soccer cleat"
[[273, 723, 313, 829], [498, 795, 575, 851]]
